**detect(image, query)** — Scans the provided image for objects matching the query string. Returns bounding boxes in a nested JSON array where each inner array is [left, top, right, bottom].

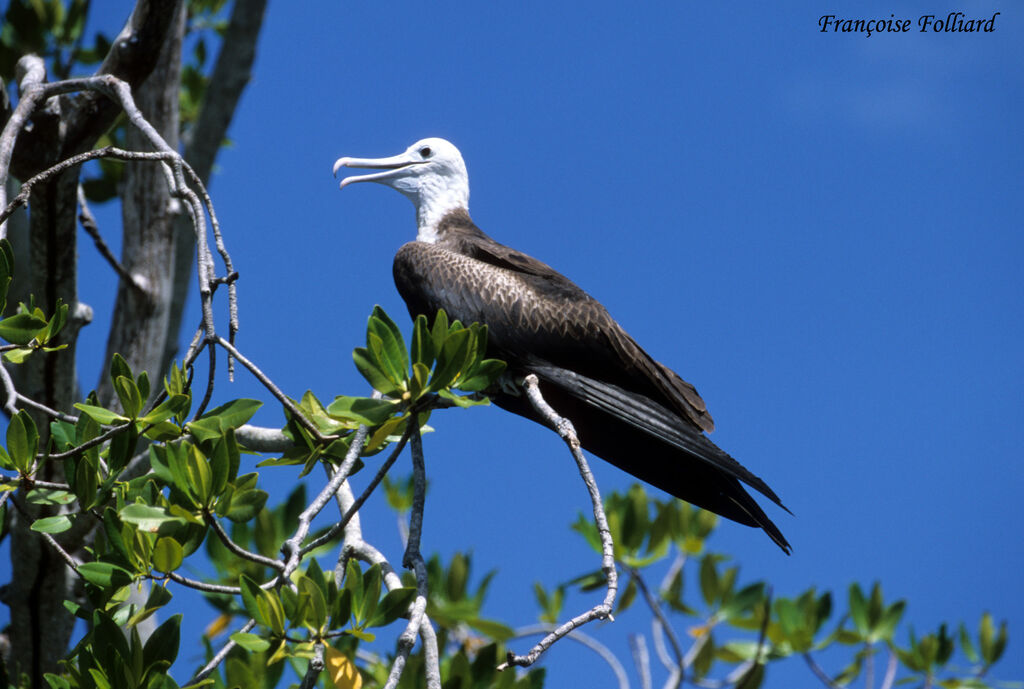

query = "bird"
[[333, 138, 791, 553]]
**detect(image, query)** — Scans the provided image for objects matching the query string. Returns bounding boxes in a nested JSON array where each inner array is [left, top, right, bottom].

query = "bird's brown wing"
[[454, 232, 715, 432]]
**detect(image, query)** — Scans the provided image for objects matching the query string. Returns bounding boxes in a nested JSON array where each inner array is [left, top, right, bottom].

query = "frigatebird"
[[333, 138, 791, 553]]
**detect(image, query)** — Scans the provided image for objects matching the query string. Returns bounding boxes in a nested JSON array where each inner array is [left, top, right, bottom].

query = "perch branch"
[[499, 374, 618, 670]]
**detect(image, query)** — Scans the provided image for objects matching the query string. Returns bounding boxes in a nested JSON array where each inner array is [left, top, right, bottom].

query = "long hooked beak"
[[332, 151, 425, 189]]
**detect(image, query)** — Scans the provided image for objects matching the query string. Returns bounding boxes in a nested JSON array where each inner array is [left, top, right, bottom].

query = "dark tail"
[[495, 364, 792, 554]]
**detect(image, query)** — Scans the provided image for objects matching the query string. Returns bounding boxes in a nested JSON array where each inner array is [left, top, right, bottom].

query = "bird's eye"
[[419, 147, 432, 158]]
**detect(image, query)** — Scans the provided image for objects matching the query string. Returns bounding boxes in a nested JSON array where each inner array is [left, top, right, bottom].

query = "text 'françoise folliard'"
[[819, 12, 1000, 37]]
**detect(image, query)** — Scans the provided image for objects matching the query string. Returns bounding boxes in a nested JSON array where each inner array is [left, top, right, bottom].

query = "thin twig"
[[192, 341, 217, 420], [298, 641, 325, 689], [335, 479, 441, 689], [383, 418, 431, 689], [3, 476, 72, 491], [499, 374, 618, 670], [188, 618, 256, 685], [300, 425, 409, 557], [652, 552, 687, 674], [629, 564, 685, 679], [165, 571, 241, 595], [213, 335, 329, 443], [77, 184, 145, 294], [631, 633, 651, 689], [866, 643, 875, 689], [513, 624, 631, 689], [42, 421, 134, 461], [282, 424, 371, 575], [16, 393, 79, 423], [207, 515, 284, 572], [880, 650, 898, 689], [0, 361, 18, 417], [803, 652, 844, 689]]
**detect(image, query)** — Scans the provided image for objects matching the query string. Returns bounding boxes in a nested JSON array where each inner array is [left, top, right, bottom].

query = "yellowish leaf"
[[324, 646, 362, 689], [204, 613, 232, 638], [688, 623, 711, 638]]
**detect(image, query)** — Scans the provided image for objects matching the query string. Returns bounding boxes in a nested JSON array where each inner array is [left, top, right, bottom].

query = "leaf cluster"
[[561, 484, 1013, 689]]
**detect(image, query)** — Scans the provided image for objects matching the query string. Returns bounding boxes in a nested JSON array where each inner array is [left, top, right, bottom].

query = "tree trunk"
[[4, 3, 182, 684], [98, 4, 185, 407]]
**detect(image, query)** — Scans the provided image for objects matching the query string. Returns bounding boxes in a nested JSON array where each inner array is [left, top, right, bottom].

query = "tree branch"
[[300, 425, 410, 558], [499, 374, 618, 670], [803, 652, 844, 689], [165, 0, 267, 375], [207, 515, 284, 572], [627, 564, 685, 683], [383, 419, 431, 689], [281, 424, 371, 577], [76, 185, 147, 294], [188, 618, 256, 685], [512, 624, 631, 689], [335, 477, 441, 689]]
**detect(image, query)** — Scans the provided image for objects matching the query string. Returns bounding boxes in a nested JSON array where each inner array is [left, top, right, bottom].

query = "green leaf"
[[297, 575, 328, 631], [734, 662, 765, 689], [353, 347, 400, 395], [230, 632, 270, 652], [368, 306, 409, 384], [110, 352, 133, 383], [136, 370, 150, 405], [222, 488, 268, 523], [186, 399, 262, 442], [0, 312, 48, 344], [39, 300, 68, 344], [848, 584, 868, 637], [142, 614, 181, 673], [31, 514, 72, 533], [2, 347, 34, 363], [152, 537, 184, 573], [126, 583, 173, 629], [140, 394, 190, 425], [436, 388, 491, 408], [429, 328, 473, 392], [119, 504, 186, 534], [327, 396, 399, 426], [699, 555, 719, 607], [183, 444, 214, 506], [344, 559, 365, 624], [410, 313, 435, 370], [347, 628, 376, 642], [78, 561, 133, 588], [240, 575, 285, 635], [239, 575, 267, 627], [331, 587, 352, 630], [107, 423, 139, 475], [361, 563, 383, 624], [208, 434, 231, 498], [466, 617, 515, 641], [26, 487, 76, 505], [7, 410, 39, 474], [43, 674, 71, 689], [430, 309, 450, 355], [456, 359, 506, 392], [73, 403, 129, 426], [368, 587, 417, 628]]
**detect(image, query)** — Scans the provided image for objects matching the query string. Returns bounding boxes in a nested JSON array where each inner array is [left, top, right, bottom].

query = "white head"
[[333, 138, 469, 243]]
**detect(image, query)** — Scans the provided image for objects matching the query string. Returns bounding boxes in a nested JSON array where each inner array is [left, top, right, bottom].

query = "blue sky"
[[6, 1, 1024, 687]]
